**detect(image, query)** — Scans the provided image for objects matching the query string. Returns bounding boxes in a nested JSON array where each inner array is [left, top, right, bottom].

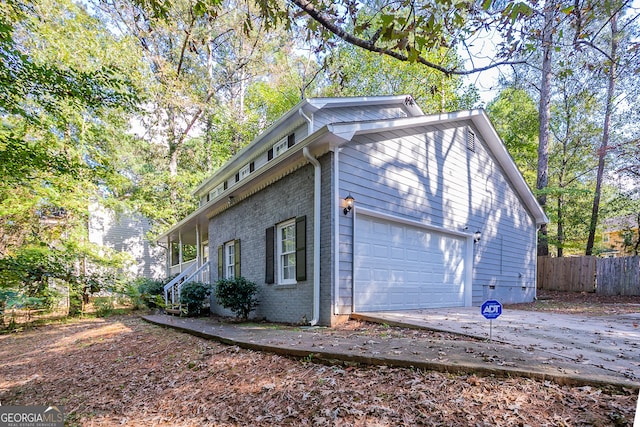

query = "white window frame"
[[277, 219, 296, 285], [273, 137, 289, 158], [208, 183, 225, 201], [224, 241, 235, 279], [238, 164, 251, 181]]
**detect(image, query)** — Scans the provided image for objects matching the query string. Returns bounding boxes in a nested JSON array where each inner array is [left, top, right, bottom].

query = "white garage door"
[[354, 215, 468, 312]]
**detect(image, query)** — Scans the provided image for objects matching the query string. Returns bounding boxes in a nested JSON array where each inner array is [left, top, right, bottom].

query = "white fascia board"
[[191, 99, 311, 197], [305, 95, 424, 116], [192, 96, 423, 197], [158, 127, 342, 244], [327, 109, 549, 226], [470, 110, 549, 226]]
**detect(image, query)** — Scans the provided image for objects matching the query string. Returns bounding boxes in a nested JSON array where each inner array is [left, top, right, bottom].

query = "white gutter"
[[302, 147, 321, 326]]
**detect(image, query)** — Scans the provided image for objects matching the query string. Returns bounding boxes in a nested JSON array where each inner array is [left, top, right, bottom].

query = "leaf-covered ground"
[[505, 289, 640, 316], [1, 312, 637, 426]]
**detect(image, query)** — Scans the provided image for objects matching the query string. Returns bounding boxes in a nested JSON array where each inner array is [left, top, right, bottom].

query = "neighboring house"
[[89, 203, 166, 279], [601, 214, 640, 257], [158, 95, 548, 326]]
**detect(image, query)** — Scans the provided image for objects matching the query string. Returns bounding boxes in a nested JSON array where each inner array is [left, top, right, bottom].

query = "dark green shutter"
[[265, 227, 275, 284], [217, 245, 223, 279], [295, 216, 307, 281], [234, 239, 241, 278], [287, 133, 295, 148]]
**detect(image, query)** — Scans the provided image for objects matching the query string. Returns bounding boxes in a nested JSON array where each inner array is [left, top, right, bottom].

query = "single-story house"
[[158, 95, 548, 326]]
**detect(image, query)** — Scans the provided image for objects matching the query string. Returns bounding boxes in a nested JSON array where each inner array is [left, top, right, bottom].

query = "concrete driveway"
[[352, 307, 640, 383]]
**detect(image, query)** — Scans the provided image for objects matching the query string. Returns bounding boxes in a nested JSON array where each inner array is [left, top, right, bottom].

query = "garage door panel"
[[354, 215, 467, 312]]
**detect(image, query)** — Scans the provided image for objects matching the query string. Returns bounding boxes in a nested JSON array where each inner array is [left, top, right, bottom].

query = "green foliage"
[[319, 43, 479, 113], [94, 297, 115, 317], [180, 282, 212, 317], [125, 277, 167, 309], [487, 87, 539, 188], [0, 242, 127, 319], [214, 277, 259, 321]]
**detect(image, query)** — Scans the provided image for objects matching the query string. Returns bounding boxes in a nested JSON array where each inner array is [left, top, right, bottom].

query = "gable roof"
[[327, 109, 548, 226], [158, 98, 546, 244], [191, 95, 423, 198]]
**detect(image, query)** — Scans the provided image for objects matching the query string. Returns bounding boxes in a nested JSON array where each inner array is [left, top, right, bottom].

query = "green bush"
[[94, 297, 114, 317], [214, 277, 259, 321], [136, 277, 165, 308], [180, 282, 211, 316], [124, 277, 169, 309]]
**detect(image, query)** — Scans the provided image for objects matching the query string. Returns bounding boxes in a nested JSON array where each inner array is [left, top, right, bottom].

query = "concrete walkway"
[[142, 312, 640, 390], [353, 308, 640, 385]]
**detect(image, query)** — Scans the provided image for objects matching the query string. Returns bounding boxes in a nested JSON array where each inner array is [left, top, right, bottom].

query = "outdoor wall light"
[[474, 230, 482, 243], [228, 195, 235, 205], [343, 194, 355, 215]]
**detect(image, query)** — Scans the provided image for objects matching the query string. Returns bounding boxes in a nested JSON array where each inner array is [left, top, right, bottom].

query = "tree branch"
[[290, 0, 527, 76]]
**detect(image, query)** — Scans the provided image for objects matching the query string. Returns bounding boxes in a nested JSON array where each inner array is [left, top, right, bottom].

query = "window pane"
[[278, 221, 296, 283], [225, 242, 235, 278]]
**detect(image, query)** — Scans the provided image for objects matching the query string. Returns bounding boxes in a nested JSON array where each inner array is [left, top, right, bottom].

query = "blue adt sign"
[[481, 300, 502, 320]]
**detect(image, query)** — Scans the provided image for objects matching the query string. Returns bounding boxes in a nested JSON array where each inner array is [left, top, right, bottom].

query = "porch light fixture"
[[474, 230, 482, 243], [228, 195, 235, 205], [343, 194, 355, 215]]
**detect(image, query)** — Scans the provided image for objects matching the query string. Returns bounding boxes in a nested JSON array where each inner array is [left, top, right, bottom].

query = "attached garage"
[[353, 214, 471, 312]]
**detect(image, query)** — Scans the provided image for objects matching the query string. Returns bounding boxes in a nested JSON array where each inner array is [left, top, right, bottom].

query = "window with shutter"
[[277, 219, 296, 285]]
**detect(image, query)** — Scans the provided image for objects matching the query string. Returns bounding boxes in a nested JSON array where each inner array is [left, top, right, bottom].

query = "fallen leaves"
[[0, 314, 637, 426]]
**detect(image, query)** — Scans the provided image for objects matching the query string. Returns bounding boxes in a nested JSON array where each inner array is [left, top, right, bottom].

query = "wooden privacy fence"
[[537, 255, 640, 295]]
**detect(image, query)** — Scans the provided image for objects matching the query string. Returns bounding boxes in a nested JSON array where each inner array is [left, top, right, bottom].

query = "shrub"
[[214, 277, 259, 321], [124, 277, 168, 309], [180, 282, 212, 316], [94, 297, 114, 317], [137, 277, 165, 308]]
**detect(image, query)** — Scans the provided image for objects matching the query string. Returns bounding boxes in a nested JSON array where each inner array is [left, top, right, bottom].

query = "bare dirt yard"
[[1, 291, 638, 426]]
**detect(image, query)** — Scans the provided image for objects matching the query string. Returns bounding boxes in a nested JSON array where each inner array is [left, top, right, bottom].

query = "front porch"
[[160, 220, 212, 314]]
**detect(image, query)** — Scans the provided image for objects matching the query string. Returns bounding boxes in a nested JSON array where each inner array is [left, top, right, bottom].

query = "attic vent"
[[467, 129, 476, 152]]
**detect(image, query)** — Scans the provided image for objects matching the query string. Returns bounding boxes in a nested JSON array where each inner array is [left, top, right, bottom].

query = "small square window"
[[238, 164, 251, 181], [273, 137, 288, 158]]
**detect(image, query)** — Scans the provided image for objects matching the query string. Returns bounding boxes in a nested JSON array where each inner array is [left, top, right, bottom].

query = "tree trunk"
[[557, 193, 564, 257], [536, 1, 555, 257], [585, 13, 618, 255]]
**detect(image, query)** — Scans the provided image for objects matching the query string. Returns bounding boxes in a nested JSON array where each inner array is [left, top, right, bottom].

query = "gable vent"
[[467, 129, 475, 152]]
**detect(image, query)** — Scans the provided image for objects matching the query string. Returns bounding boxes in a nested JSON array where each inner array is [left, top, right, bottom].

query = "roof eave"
[[329, 110, 549, 226], [158, 126, 342, 243]]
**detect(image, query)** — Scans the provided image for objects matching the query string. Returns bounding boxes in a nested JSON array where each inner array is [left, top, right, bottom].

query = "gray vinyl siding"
[[88, 206, 166, 279], [338, 121, 537, 308], [313, 106, 409, 131]]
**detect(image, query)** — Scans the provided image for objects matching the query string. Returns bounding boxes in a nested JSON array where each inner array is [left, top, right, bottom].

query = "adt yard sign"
[[481, 300, 502, 320]]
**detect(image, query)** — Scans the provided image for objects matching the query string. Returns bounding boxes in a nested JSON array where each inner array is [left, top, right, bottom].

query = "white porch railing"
[[164, 262, 197, 308], [163, 261, 211, 310]]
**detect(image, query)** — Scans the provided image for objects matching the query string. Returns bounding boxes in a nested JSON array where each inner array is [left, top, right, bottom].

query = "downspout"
[[303, 147, 321, 326], [299, 108, 313, 134]]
